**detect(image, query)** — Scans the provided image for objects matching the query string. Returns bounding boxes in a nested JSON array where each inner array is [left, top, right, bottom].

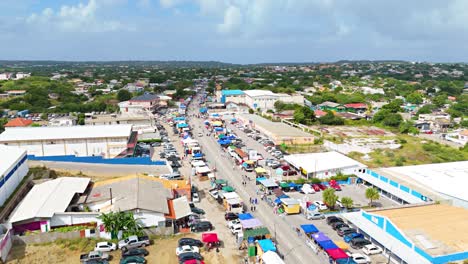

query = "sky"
[[1, 0, 468, 64]]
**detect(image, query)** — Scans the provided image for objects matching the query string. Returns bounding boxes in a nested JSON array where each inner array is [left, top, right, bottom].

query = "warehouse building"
[[0, 145, 28, 206], [0, 125, 135, 158], [354, 161, 468, 207], [237, 114, 314, 145], [343, 204, 468, 264], [283, 151, 366, 179]]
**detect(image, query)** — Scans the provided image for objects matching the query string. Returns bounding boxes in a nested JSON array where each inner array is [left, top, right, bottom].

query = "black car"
[[178, 252, 203, 262], [171, 161, 182, 168], [326, 216, 343, 225], [350, 238, 371, 249], [332, 222, 349, 230], [337, 228, 357, 237], [178, 238, 203, 247], [121, 248, 149, 257], [191, 207, 205, 215], [224, 212, 239, 221], [191, 221, 213, 232]]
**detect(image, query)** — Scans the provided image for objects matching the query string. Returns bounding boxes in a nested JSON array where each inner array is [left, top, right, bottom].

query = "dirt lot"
[[9, 234, 240, 264]]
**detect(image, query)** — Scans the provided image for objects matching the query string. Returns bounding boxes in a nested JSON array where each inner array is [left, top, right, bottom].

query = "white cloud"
[[217, 5, 242, 34], [26, 0, 128, 33]]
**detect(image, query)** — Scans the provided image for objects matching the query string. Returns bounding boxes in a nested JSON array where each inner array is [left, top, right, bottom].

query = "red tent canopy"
[[325, 248, 349, 260], [202, 233, 219, 243], [184, 260, 205, 264]]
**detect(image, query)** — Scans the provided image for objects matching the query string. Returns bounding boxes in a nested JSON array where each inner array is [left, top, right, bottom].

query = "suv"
[[326, 216, 343, 225], [191, 221, 213, 232], [350, 238, 371, 249], [178, 238, 203, 247]]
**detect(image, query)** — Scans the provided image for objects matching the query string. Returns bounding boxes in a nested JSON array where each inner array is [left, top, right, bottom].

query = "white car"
[[227, 219, 240, 229], [209, 189, 219, 199], [336, 200, 344, 208], [94, 242, 117, 252], [313, 201, 328, 211], [192, 192, 200, 203], [230, 224, 242, 235], [362, 244, 383, 255], [176, 245, 200, 256], [198, 132, 203, 137], [350, 253, 371, 264], [301, 184, 315, 194]]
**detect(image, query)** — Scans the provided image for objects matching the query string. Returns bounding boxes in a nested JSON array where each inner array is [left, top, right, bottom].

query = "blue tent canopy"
[[214, 127, 224, 131], [199, 107, 207, 113], [256, 177, 267, 182], [231, 118, 237, 122], [300, 224, 319, 234], [336, 258, 357, 264], [193, 153, 203, 157], [204, 120, 210, 125], [177, 123, 188, 128], [217, 139, 231, 145], [278, 194, 289, 199], [238, 213, 254, 220], [227, 135, 236, 140], [257, 239, 276, 252], [173, 117, 185, 121], [308, 205, 317, 211], [318, 240, 339, 250]]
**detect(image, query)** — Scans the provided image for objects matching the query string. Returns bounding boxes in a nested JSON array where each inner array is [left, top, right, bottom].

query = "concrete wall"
[[0, 154, 28, 206], [27, 155, 166, 165], [13, 230, 82, 244], [50, 213, 101, 228]]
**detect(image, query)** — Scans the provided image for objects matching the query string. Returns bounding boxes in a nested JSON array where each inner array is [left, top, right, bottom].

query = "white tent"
[[196, 166, 211, 174], [262, 251, 285, 264], [191, 160, 206, 167]]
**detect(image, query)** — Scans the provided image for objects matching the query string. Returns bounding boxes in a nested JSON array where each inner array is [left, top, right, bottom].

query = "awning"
[[196, 166, 211, 174], [257, 239, 276, 252], [312, 232, 330, 242], [255, 167, 267, 174], [300, 224, 318, 234], [318, 240, 339, 250], [177, 123, 188, 128], [238, 213, 254, 220], [222, 186, 235, 192], [243, 227, 270, 240], [202, 233, 219, 243], [259, 179, 278, 188], [215, 179, 227, 185], [325, 248, 349, 260], [240, 218, 263, 229]]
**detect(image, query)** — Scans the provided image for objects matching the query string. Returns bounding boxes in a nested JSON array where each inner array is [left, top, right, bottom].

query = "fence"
[[28, 155, 166, 166], [14, 230, 82, 245]]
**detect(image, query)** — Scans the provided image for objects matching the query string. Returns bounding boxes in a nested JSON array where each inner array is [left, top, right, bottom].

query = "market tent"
[[273, 188, 284, 197], [325, 248, 349, 260], [256, 177, 267, 182], [191, 160, 206, 167], [212, 121, 223, 126], [217, 139, 231, 145], [196, 166, 211, 174], [259, 179, 278, 188], [257, 239, 276, 252], [199, 107, 207, 113], [177, 123, 188, 128], [335, 258, 357, 264], [240, 218, 263, 229], [279, 182, 289, 188], [202, 233, 219, 243], [300, 224, 318, 234], [238, 213, 254, 220], [215, 179, 227, 185], [275, 168, 284, 175], [280, 198, 299, 206], [307, 205, 317, 211], [254, 167, 267, 174], [204, 120, 210, 125], [312, 232, 331, 242], [214, 127, 224, 132], [222, 186, 235, 192], [334, 240, 349, 250], [174, 117, 186, 121], [261, 251, 285, 264], [193, 153, 203, 158], [318, 240, 339, 250], [243, 227, 270, 240]]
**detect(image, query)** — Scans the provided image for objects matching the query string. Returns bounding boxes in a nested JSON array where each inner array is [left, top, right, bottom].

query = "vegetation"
[[365, 187, 380, 207], [97, 211, 143, 239], [322, 188, 339, 210], [318, 112, 345, 125], [340, 197, 354, 209], [117, 89, 132, 102]]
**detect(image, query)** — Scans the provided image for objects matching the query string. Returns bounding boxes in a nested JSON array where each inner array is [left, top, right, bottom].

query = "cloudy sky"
[[1, 0, 467, 63]]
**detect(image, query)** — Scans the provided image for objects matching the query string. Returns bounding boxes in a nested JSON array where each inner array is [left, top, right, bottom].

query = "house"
[[48, 116, 77, 127], [459, 130, 468, 145], [0, 145, 28, 207], [6, 90, 26, 97], [15, 73, 31, 80], [317, 101, 345, 112], [273, 110, 295, 119], [344, 103, 367, 114], [314, 110, 327, 118], [124, 83, 144, 93], [4, 118, 33, 128], [0, 73, 12, 80], [128, 93, 159, 112], [218, 90, 245, 104], [360, 87, 385, 95], [242, 90, 304, 111], [445, 130, 468, 145]]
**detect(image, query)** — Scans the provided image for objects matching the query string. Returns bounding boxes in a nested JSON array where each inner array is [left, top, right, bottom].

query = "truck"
[[118, 235, 151, 251], [79, 251, 110, 263]]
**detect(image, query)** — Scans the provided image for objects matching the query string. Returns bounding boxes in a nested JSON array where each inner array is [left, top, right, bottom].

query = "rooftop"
[[4, 117, 33, 127], [0, 124, 133, 141], [221, 90, 245, 96], [284, 151, 366, 174], [130, 93, 159, 101], [10, 177, 90, 223], [243, 90, 277, 97], [375, 204, 468, 255], [376, 161, 468, 204], [0, 145, 26, 177], [238, 114, 313, 138]]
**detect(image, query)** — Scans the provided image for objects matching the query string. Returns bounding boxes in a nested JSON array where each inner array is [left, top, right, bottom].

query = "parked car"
[[313, 201, 328, 211], [300, 184, 315, 194], [337, 228, 357, 237], [362, 244, 382, 255], [94, 242, 117, 252], [83, 260, 109, 264], [336, 200, 344, 209], [208, 189, 219, 199], [350, 238, 372, 249], [230, 224, 242, 235], [227, 219, 241, 229], [283, 170, 297, 176], [224, 212, 239, 221], [349, 253, 371, 264], [316, 183, 327, 190], [191, 221, 213, 232], [119, 255, 146, 264], [332, 222, 349, 230], [160, 173, 182, 180], [121, 248, 149, 258], [176, 245, 200, 256], [118, 235, 150, 251], [178, 238, 203, 247], [192, 192, 200, 203], [178, 252, 203, 262], [305, 211, 325, 220], [345, 233, 364, 243], [191, 207, 205, 215], [80, 251, 110, 263], [311, 184, 321, 192], [326, 216, 343, 225]]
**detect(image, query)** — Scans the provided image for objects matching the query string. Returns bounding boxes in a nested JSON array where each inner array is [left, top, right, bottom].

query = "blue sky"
[[1, 0, 468, 64]]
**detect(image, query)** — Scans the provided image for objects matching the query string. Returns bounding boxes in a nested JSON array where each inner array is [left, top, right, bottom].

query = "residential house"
[[128, 93, 159, 112], [48, 116, 77, 127], [15, 73, 31, 80], [317, 101, 346, 112], [7, 90, 26, 97], [124, 83, 144, 93], [344, 103, 368, 114], [0, 73, 12, 80], [4, 117, 33, 128]]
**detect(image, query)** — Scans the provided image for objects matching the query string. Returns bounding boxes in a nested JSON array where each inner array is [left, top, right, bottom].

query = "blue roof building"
[[221, 90, 244, 103]]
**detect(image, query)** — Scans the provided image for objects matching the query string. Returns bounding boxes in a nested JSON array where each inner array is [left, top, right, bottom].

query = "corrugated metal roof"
[[0, 145, 26, 177], [9, 177, 90, 223]]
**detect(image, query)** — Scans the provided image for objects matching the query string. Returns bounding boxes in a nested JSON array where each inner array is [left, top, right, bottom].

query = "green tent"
[[215, 179, 228, 185], [243, 227, 270, 240], [222, 186, 235, 192], [229, 145, 237, 150], [279, 182, 289, 188]]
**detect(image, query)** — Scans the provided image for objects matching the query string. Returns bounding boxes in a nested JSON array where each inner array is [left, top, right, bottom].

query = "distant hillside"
[[0, 60, 238, 68]]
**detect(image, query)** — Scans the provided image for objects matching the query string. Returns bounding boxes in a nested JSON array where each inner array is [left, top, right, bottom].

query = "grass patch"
[[280, 144, 324, 154]]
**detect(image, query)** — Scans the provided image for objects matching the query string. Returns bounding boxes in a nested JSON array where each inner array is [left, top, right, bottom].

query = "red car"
[[330, 184, 342, 191], [312, 184, 321, 192], [317, 183, 327, 190], [283, 170, 298, 176]]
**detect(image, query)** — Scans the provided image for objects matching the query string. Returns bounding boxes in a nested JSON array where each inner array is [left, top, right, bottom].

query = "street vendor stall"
[[202, 232, 221, 250], [242, 160, 255, 172], [279, 198, 301, 214], [258, 178, 279, 194], [325, 248, 349, 261], [261, 251, 285, 264], [254, 167, 268, 177], [256, 239, 277, 259], [300, 224, 319, 235], [333, 240, 349, 250], [239, 218, 263, 229]]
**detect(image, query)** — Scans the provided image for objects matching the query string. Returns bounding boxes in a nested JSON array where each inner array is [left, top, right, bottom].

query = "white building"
[[0, 73, 12, 81], [48, 116, 77, 127], [15, 73, 31, 80], [0, 125, 134, 158], [243, 90, 304, 111], [283, 151, 366, 179], [0, 146, 29, 206]]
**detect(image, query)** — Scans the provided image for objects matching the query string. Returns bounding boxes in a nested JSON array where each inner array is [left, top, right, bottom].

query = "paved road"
[[186, 99, 326, 264]]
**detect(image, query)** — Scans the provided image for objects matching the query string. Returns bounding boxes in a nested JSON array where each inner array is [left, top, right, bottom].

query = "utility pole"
[[109, 187, 113, 205]]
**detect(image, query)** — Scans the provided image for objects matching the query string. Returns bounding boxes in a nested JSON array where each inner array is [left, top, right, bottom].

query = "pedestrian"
[[249, 197, 252, 204], [250, 205, 254, 211]]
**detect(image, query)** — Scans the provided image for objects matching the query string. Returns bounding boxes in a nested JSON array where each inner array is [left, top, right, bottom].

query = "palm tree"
[[341, 197, 354, 209], [365, 187, 380, 207], [322, 188, 338, 210], [98, 211, 143, 239]]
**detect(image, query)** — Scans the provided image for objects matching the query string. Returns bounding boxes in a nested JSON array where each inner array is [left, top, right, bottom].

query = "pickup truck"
[[208, 188, 219, 199], [80, 251, 109, 263], [118, 235, 151, 251]]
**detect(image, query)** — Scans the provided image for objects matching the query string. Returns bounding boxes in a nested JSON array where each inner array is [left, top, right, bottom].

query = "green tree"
[[0, 118, 7, 133], [432, 94, 447, 108], [382, 99, 403, 113], [117, 89, 132, 102], [293, 109, 305, 124], [97, 211, 143, 239], [322, 188, 339, 210], [365, 187, 380, 207], [340, 197, 354, 209], [405, 92, 423, 104], [248, 108, 254, 114], [319, 112, 344, 125]]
